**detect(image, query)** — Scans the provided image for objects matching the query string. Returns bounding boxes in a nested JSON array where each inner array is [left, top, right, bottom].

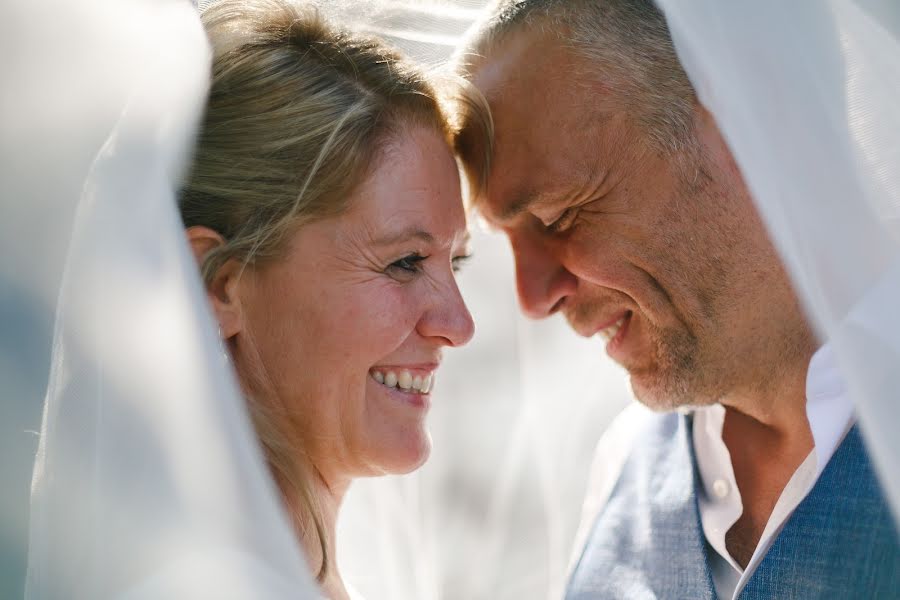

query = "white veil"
[[6, 0, 898, 599], [8, 0, 318, 597], [657, 0, 900, 521]]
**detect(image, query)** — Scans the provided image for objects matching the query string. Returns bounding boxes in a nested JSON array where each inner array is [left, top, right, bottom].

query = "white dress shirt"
[[570, 344, 855, 599]]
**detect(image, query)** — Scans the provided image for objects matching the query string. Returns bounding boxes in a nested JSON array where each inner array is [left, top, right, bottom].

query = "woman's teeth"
[[371, 370, 434, 393]]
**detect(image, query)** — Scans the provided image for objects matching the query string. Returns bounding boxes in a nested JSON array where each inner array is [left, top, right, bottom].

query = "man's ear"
[[186, 226, 243, 339]]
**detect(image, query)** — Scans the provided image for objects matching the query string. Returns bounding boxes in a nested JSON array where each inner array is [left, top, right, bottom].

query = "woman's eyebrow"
[[372, 228, 435, 246], [373, 227, 471, 249]]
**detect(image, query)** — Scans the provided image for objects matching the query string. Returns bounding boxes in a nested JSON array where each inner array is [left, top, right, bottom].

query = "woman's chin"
[[366, 429, 432, 476]]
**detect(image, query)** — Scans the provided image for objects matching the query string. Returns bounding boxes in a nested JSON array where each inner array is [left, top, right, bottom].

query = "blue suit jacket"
[[566, 414, 900, 599]]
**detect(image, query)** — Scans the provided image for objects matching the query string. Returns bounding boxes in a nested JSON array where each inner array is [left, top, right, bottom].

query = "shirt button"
[[713, 479, 730, 499]]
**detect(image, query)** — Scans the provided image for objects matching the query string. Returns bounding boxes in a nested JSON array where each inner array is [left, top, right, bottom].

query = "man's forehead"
[[469, 29, 621, 227], [472, 28, 576, 107]]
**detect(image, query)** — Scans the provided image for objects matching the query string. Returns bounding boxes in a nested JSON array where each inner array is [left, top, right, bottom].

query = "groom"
[[455, 0, 900, 598]]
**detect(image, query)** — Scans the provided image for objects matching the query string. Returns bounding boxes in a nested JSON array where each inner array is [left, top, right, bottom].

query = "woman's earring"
[[217, 326, 230, 365]]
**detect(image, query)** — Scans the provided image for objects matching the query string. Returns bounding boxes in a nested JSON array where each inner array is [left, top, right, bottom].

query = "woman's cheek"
[[368, 288, 423, 343]]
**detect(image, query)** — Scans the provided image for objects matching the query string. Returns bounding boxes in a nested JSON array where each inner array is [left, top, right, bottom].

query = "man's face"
[[471, 33, 814, 409]]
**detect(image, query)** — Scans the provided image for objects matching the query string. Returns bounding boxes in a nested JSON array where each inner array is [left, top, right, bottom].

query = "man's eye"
[[388, 253, 427, 273], [546, 207, 577, 234], [451, 254, 473, 273]]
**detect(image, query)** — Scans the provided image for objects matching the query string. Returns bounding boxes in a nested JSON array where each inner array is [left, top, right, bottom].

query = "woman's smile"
[[369, 365, 437, 394]]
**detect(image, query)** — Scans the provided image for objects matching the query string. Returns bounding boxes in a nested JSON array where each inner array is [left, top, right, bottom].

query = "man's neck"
[[719, 366, 814, 567]]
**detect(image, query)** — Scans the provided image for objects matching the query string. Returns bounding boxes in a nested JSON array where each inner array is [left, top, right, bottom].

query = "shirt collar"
[[804, 342, 856, 476], [691, 342, 856, 598], [692, 342, 854, 472]]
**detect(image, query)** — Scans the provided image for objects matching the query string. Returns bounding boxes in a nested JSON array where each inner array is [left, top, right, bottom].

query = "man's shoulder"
[[595, 402, 678, 453], [569, 403, 679, 568], [587, 403, 684, 486]]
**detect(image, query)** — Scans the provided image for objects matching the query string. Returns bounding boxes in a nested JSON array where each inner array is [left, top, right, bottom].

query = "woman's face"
[[235, 125, 474, 483]]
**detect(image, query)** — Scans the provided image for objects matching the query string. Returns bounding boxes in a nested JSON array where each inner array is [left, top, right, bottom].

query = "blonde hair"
[[179, 0, 490, 582]]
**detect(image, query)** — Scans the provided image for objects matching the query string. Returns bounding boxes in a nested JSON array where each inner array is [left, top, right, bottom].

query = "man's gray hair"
[[455, 0, 697, 160]]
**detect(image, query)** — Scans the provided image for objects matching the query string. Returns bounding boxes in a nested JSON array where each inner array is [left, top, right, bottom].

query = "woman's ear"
[[186, 226, 243, 339]]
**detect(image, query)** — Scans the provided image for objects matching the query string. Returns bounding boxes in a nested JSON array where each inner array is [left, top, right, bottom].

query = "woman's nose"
[[418, 276, 475, 347]]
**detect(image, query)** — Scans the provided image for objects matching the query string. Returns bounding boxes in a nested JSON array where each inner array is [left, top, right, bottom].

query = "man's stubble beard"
[[565, 294, 714, 411], [630, 322, 708, 411], [627, 150, 733, 412], [631, 146, 816, 413]]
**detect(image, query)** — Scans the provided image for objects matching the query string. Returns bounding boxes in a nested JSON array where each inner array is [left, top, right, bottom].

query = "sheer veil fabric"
[[7, 0, 900, 599], [16, 0, 318, 598], [658, 0, 900, 521]]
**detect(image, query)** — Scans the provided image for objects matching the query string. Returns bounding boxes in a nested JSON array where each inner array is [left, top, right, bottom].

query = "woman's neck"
[[281, 465, 351, 599]]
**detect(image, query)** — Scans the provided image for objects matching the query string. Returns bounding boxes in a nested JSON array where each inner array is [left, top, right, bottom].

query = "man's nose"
[[509, 230, 577, 319]]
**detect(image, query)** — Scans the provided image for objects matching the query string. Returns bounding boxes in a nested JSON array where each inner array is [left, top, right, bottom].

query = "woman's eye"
[[451, 254, 472, 273], [546, 207, 577, 234], [388, 253, 427, 274]]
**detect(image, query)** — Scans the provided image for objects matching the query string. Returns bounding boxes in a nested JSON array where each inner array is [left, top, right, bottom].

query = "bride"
[[22, 0, 498, 595], [177, 1, 490, 597]]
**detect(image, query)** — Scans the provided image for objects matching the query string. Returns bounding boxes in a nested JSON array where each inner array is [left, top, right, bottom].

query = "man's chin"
[[629, 371, 713, 413]]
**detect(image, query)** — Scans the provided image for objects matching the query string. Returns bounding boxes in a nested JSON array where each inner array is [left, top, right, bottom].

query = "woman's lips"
[[368, 368, 434, 409]]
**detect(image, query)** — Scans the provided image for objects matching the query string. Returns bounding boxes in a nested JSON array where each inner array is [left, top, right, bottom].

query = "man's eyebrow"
[[499, 190, 553, 222], [372, 228, 435, 246], [498, 167, 610, 224]]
